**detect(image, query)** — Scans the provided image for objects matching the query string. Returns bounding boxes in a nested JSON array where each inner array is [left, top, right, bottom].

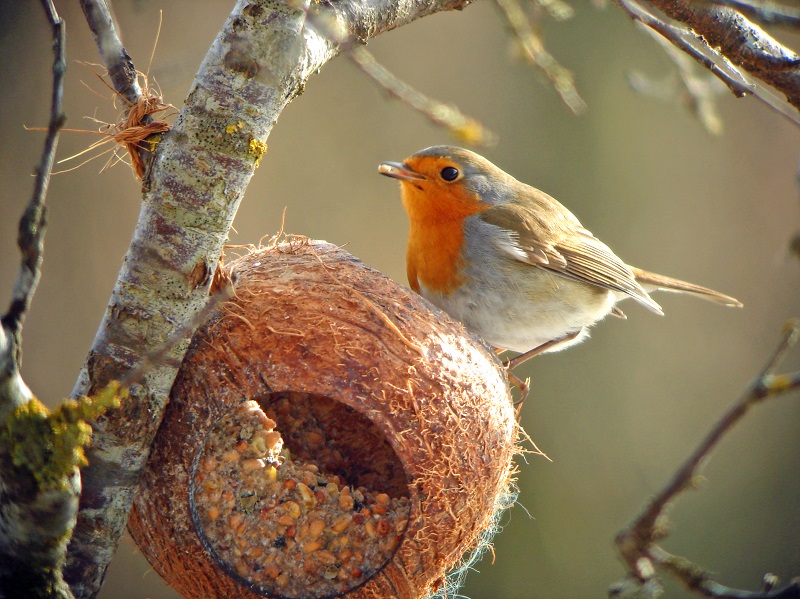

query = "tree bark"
[[64, 0, 471, 596]]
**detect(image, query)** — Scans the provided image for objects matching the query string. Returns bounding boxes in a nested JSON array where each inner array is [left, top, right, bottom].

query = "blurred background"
[[1, 1, 798, 597]]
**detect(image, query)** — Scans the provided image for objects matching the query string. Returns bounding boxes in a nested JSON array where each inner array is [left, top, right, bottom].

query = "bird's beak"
[[378, 161, 427, 182]]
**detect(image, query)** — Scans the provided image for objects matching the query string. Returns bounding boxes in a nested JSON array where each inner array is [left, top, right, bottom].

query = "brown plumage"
[[380, 146, 741, 356]]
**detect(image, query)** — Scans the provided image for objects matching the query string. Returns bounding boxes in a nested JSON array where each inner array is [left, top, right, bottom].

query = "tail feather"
[[629, 266, 743, 308]]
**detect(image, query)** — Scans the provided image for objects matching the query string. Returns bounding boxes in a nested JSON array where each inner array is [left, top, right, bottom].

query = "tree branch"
[[1, 0, 66, 365], [613, 320, 800, 598], [64, 0, 473, 595], [0, 2, 75, 597], [78, 0, 142, 108], [348, 46, 497, 146], [614, 0, 800, 127], [640, 0, 800, 111], [706, 0, 800, 27]]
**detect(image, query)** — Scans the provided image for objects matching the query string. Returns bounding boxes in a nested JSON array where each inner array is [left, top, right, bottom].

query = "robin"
[[379, 146, 741, 385]]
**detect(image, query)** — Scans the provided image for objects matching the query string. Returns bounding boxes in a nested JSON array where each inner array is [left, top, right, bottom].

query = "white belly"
[[420, 265, 616, 354]]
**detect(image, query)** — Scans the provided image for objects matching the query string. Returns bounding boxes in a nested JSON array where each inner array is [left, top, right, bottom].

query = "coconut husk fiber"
[[128, 237, 517, 599]]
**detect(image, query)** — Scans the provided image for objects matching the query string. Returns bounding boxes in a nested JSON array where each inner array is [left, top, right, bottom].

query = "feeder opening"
[[190, 392, 411, 599]]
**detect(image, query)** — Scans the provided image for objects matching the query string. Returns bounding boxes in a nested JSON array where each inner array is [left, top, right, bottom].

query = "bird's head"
[[379, 146, 515, 224]]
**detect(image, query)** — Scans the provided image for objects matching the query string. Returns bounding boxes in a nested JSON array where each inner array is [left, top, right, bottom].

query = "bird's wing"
[[480, 194, 663, 314]]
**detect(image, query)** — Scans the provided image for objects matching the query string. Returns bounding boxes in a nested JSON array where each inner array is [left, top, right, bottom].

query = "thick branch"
[[708, 0, 800, 27], [65, 0, 472, 595], [643, 0, 800, 109], [616, 0, 800, 126]]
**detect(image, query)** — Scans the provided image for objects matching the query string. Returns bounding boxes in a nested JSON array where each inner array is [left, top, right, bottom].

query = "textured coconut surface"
[[128, 238, 517, 599]]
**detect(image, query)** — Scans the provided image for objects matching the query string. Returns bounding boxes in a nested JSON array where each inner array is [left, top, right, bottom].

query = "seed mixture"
[[192, 397, 410, 598]]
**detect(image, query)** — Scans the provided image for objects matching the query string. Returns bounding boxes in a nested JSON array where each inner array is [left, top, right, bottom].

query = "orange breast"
[[401, 175, 487, 296]]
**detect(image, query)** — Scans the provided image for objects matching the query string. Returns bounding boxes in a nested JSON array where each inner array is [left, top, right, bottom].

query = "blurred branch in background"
[[305, 0, 583, 141], [494, 0, 587, 114], [612, 320, 800, 599], [349, 47, 498, 146]]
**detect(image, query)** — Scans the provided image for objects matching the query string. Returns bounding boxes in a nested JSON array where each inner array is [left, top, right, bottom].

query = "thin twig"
[[348, 47, 497, 146], [616, 0, 753, 97], [79, 0, 143, 108], [1, 0, 66, 339], [494, 0, 587, 114], [0, 4, 76, 597], [294, 7, 496, 146], [79, 0, 161, 177], [616, 0, 800, 127], [613, 320, 800, 598], [651, 545, 800, 598]]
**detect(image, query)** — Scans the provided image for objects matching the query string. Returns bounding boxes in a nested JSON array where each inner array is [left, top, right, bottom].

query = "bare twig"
[[79, 0, 142, 108], [0, 3, 77, 597], [0, 0, 66, 422], [349, 47, 497, 146], [616, 0, 754, 98], [296, 8, 496, 146], [704, 0, 800, 27], [79, 0, 164, 179], [616, 0, 800, 127], [494, 0, 587, 114], [2, 1, 66, 339], [613, 320, 800, 598]]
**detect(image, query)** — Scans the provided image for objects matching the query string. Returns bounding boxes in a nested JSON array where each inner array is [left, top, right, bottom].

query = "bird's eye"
[[440, 166, 459, 182]]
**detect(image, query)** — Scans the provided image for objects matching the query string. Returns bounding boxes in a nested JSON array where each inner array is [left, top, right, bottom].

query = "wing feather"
[[480, 190, 663, 314]]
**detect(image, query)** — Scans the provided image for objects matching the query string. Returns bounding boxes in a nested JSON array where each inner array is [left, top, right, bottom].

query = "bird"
[[379, 145, 741, 379]]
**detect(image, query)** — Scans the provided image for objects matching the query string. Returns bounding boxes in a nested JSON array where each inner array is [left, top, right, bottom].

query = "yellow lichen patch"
[[226, 121, 245, 134], [0, 381, 125, 491], [248, 138, 268, 168]]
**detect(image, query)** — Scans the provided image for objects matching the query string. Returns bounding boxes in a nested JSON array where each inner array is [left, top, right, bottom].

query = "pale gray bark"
[[63, 0, 470, 596]]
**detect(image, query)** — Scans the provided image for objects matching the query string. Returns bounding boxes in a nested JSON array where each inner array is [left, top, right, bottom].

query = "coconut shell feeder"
[[128, 238, 518, 599]]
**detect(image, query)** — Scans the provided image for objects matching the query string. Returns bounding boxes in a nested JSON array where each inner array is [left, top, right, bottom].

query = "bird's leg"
[[504, 330, 582, 371], [498, 331, 580, 410], [503, 332, 581, 411]]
